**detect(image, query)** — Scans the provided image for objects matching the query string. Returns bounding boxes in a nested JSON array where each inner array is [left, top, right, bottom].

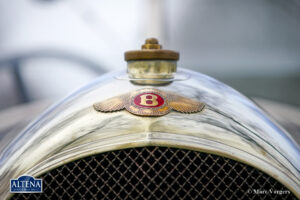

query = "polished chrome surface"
[[0, 69, 300, 199]]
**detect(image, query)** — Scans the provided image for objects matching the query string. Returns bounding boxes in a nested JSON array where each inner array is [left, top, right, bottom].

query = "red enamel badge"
[[133, 93, 164, 108]]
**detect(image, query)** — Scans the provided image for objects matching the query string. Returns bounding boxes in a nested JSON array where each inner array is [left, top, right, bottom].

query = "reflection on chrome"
[[0, 69, 299, 199]]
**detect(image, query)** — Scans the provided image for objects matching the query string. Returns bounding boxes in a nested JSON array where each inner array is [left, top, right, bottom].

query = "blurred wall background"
[[0, 0, 300, 110]]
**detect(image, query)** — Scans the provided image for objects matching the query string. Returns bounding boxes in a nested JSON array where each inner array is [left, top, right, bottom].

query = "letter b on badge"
[[134, 93, 164, 108], [140, 94, 158, 106]]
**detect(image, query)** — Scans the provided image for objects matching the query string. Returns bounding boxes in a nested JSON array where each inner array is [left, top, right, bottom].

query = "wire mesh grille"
[[12, 146, 295, 200]]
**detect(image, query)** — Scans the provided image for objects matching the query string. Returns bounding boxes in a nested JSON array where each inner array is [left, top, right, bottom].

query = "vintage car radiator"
[[1, 38, 300, 199], [12, 147, 295, 199]]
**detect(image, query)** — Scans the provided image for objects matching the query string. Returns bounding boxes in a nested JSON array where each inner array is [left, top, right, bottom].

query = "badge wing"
[[169, 94, 205, 113], [93, 94, 128, 112]]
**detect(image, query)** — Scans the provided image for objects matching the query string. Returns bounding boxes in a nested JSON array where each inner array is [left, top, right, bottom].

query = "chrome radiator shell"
[[0, 69, 299, 199]]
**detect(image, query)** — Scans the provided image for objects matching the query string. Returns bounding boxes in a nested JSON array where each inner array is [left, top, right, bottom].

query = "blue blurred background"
[[0, 0, 300, 110]]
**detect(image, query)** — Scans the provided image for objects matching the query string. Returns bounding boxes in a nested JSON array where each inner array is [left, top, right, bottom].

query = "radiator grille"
[[12, 146, 295, 199]]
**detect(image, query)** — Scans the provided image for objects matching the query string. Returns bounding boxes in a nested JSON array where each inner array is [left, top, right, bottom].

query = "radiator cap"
[[124, 38, 179, 61]]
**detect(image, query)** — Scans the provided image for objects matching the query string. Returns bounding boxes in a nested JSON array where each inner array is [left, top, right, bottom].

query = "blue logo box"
[[10, 175, 42, 193]]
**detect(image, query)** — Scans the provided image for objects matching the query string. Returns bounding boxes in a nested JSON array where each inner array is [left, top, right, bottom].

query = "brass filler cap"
[[125, 38, 179, 61]]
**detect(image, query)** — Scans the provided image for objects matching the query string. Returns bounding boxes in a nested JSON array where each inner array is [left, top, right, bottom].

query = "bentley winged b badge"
[[93, 88, 205, 117]]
